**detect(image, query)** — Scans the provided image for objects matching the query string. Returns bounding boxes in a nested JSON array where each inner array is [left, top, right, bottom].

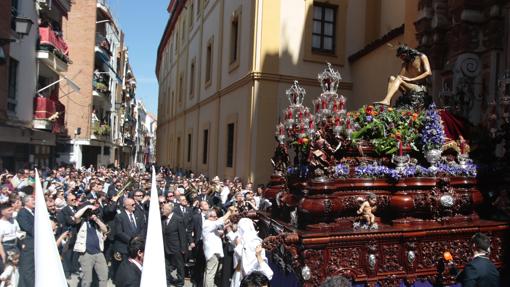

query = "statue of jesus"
[[376, 45, 432, 106]]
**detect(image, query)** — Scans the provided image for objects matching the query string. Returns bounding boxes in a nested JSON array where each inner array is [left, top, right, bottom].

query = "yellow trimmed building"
[[155, 0, 419, 184]]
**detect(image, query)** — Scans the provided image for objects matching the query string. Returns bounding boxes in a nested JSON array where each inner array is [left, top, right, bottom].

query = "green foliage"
[[350, 105, 424, 154], [92, 122, 111, 136], [93, 81, 108, 92]]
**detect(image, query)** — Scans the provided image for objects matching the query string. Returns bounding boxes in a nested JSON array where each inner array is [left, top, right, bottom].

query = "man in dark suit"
[[17, 195, 35, 287], [115, 236, 144, 287], [174, 195, 194, 275], [107, 180, 122, 199], [113, 198, 146, 282], [174, 195, 191, 216], [195, 184, 214, 207], [162, 202, 187, 287], [157, 179, 168, 196], [56, 192, 81, 279], [174, 195, 192, 237], [190, 200, 209, 287], [456, 232, 500, 287], [102, 193, 121, 272], [132, 190, 148, 222]]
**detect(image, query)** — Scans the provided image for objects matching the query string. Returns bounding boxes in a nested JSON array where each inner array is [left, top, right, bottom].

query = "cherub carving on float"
[[376, 44, 432, 110], [308, 129, 341, 179], [354, 193, 379, 230]]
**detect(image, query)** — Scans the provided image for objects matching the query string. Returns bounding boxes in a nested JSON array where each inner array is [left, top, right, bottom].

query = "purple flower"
[[335, 164, 350, 177], [353, 161, 477, 180], [436, 162, 477, 177], [420, 104, 445, 151], [287, 167, 295, 175]]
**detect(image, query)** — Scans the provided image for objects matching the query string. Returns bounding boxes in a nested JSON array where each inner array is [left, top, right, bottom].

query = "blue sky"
[[108, 0, 169, 116]]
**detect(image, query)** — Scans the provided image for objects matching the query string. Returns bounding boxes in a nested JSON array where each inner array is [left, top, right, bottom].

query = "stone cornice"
[[158, 71, 353, 126]]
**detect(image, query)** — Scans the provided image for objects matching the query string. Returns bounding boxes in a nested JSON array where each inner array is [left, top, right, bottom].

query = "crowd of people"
[[0, 166, 273, 287], [0, 165, 502, 287]]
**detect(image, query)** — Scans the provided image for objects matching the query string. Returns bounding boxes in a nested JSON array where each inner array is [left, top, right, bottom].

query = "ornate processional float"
[[259, 62, 509, 286]]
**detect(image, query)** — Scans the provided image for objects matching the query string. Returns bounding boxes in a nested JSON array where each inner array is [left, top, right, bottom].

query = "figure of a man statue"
[[376, 45, 432, 107]]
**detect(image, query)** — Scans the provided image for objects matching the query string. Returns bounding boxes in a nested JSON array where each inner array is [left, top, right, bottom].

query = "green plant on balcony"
[[93, 80, 109, 92], [92, 122, 111, 136]]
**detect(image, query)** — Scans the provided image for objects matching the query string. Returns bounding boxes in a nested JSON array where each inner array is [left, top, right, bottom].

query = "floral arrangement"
[[334, 164, 350, 178], [436, 162, 477, 177], [287, 165, 310, 178], [419, 103, 446, 151], [354, 162, 477, 181], [291, 136, 310, 146], [355, 163, 399, 179], [351, 105, 423, 154]]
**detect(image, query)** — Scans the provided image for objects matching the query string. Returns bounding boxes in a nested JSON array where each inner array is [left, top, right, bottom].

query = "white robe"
[[229, 218, 273, 287]]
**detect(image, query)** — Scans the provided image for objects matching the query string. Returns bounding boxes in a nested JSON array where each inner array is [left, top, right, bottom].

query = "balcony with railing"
[[91, 122, 111, 140], [91, 112, 111, 141], [33, 90, 66, 134], [37, 25, 70, 72], [92, 72, 111, 99]]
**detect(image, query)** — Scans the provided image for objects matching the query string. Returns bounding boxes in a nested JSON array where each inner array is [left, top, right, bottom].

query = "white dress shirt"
[[220, 186, 231, 204], [202, 218, 225, 261]]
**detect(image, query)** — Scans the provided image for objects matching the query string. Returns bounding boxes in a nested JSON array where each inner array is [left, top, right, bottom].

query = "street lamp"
[[14, 17, 34, 36], [0, 16, 34, 44], [0, 16, 34, 64]]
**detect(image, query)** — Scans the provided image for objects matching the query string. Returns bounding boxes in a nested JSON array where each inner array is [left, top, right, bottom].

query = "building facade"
[[0, 0, 72, 171], [61, 0, 138, 168], [132, 100, 157, 167], [155, 0, 415, 184]]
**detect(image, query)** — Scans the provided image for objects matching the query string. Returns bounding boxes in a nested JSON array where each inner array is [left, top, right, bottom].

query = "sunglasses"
[[167, 194, 174, 197]]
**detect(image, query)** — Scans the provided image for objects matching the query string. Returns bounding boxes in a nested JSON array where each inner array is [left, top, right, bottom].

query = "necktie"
[[181, 206, 185, 214], [129, 213, 137, 230]]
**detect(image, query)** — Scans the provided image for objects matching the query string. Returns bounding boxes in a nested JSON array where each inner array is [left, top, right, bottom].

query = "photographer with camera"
[[73, 201, 109, 287]]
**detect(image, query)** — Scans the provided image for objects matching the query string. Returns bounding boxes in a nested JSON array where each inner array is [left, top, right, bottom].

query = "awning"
[[36, 67, 80, 94], [95, 46, 122, 83]]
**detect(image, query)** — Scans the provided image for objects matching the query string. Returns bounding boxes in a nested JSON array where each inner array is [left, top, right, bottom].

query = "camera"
[[82, 204, 101, 220]]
